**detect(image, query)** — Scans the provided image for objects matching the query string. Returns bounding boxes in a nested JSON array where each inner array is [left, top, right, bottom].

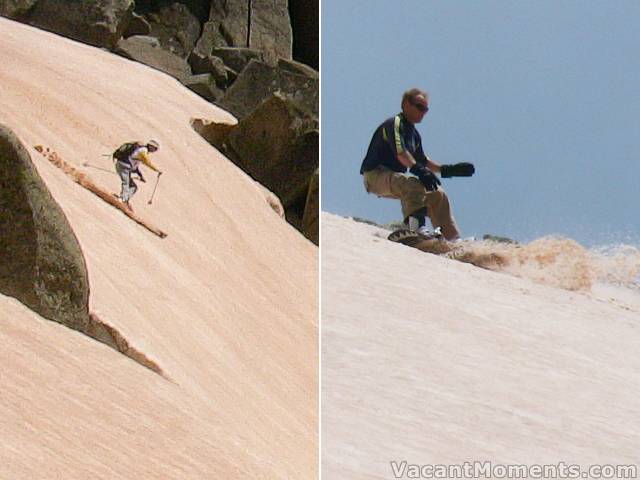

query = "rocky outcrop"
[[192, 0, 291, 61], [28, 0, 134, 50], [2, 0, 315, 69], [183, 73, 224, 101], [144, 1, 201, 57], [0, 125, 90, 333], [0, 125, 165, 376], [218, 58, 318, 120], [0, 0, 38, 19], [225, 94, 317, 207]]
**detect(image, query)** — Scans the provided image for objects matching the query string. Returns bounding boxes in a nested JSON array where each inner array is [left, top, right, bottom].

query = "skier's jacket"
[[360, 113, 430, 174], [113, 142, 160, 172]]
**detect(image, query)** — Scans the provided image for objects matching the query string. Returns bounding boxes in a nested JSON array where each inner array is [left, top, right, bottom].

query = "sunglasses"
[[411, 101, 429, 113]]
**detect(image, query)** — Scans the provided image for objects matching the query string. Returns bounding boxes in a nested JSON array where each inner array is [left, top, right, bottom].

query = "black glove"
[[440, 162, 475, 178], [410, 164, 441, 192]]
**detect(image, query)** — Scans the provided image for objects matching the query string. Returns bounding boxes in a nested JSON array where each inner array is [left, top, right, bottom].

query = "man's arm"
[[426, 158, 441, 173], [133, 149, 161, 173]]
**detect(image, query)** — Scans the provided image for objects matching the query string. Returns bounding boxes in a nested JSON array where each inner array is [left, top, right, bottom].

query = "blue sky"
[[321, 1, 639, 246]]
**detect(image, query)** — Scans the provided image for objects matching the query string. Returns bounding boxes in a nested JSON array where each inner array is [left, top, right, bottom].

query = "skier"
[[359, 88, 475, 241], [113, 140, 162, 211]]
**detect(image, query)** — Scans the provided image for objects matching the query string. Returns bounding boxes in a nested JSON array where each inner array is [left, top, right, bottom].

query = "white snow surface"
[[321, 212, 640, 479]]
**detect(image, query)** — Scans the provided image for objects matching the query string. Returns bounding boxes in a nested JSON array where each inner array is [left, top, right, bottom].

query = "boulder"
[[277, 57, 318, 78], [248, 0, 292, 61], [303, 167, 319, 245], [193, 0, 248, 57], [225, 93, 318, 213], [187, 52, 229, 87], [0, 0, 38, 20], [27, 0, 134, 50], [182, 73, 224, 102], [193, 0, 291, 61], [144, 1, 201, 58], [190, 118, 235, 148], [218, 59, 318, 120], [115, 35, 191, 80], [210, 47, 263, 74], [0, 125, 90, 332]]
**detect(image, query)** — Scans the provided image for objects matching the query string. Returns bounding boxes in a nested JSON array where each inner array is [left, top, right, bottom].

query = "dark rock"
[[225, 93, 318, 212], [193, 0, 291, 61], [134, 0, 210, 24], [115, 35, 191, 80], [182, 73, 224, 102], [190, 118, 235, 148], [303, 167, 318, 245], [0, 124, 90, 332], [0, 0, 38, 20], [188, 51, 228, 87], [193, 0, 248, 57], [249, 0, 292, 61], [218, 59, 318, 120], [289, 0, 318, 69], [224, 65, 238, 85], [277, 57, 318, 79], [191, 95, 318, 239], [144, 1, 201, 58], [27, 0, 134, 50], [210, 47, 263, 74], [123, 11, 151, 38]]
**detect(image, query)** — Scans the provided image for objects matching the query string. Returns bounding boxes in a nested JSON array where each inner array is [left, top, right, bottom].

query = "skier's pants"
[[115, 162, 137, 203], [362, 166, 461, 240]]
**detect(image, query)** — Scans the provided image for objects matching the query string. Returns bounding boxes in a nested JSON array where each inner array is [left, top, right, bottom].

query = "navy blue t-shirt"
[[360, 113, 429, 174]]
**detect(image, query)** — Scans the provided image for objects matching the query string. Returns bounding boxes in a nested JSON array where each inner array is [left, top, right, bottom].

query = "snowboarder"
[[359, 88, 475, 240], [113, 140, 162, 211]]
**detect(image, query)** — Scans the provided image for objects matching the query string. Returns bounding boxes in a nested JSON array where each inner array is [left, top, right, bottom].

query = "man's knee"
[[392, 175, 424, 198]]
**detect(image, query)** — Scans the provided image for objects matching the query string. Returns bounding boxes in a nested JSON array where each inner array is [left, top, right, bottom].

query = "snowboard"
[[387, 229, 508, 270], [387, 229, 453, 254]]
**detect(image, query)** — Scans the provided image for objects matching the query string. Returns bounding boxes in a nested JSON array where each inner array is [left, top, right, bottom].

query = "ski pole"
[[82, 162, 115, 174], [148, 172, 162, 205]]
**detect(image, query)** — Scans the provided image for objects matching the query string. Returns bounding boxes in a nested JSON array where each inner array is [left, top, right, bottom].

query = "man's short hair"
[[401, 88, 429, 108]]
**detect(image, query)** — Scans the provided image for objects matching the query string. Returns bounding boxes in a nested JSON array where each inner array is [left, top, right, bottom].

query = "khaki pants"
[[115, 161, 137, 203], [363, 166, 460, 240]]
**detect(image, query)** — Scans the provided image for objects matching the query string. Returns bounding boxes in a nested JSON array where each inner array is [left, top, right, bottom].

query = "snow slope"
[[322, 212, 640, 479]]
